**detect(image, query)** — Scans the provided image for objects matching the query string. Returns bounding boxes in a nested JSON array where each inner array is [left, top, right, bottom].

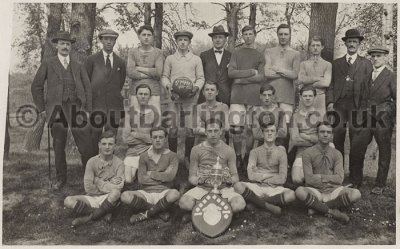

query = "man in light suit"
[[85, 29, 127, 155], [326, 29, 373, 188], [350, 46, 396, 194], [198, 25, 232, 106], [31, 31, 92, 190]]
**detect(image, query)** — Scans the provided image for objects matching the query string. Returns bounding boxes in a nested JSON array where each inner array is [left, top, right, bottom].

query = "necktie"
[[106, 54, 111, 70], [63, 57, 69, 69], [215, 50, 222, 54], [347, 56, 352, 65], [372, 70, 379, 81]]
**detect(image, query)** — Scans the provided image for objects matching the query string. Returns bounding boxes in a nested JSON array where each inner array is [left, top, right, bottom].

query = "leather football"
[[172, 77, 193, 98]]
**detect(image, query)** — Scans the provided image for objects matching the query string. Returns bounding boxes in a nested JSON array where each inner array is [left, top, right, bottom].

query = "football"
[[172, 77, 193, 98]]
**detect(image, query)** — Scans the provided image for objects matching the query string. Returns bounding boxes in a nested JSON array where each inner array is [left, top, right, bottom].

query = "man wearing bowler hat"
[[85, 29, 127, 156], [31, 31, 93, 190], [326, 29, 373, 188], [350, 46, 396, 194], [198, 25, 232, 106]]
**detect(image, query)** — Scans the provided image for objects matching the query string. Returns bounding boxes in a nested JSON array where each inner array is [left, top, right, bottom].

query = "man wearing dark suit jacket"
[[85, 29, 127, 155], [326, 29, 373, 188], [350, 46, 396, 194], [198, 25, 232, 105], [31, 31, 92, 190]]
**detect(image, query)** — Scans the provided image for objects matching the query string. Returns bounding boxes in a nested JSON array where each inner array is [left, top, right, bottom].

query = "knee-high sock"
[[325, 193, 352, 209], [241, 187, 266, 208], [91, 199, 115, 221], [147, 196, 172, 217], [264, 194, 286, 206], [301, 193, 329, 214], [72, 200, 93, 217], [128, 195, 149, 213]]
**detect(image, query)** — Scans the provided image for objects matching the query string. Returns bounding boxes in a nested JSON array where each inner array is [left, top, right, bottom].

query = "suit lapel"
[[107, 54, 119, 83], [70, 59, 79, 82], [337, 56, 348, 76], [371, 68, 390, 92], [50, 56, 64, 79], [350, 56, 362, 76]]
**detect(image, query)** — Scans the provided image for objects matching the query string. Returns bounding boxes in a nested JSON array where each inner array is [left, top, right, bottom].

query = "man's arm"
[[247, 150, 273, 182], [298, 62, 317, 85], [150, 154, 179, 182], [264, 148, 287, 185], [277, 110, 288, 138], [188, 148, 200, 186], [119, 59, 127, 90], [161, 56, 172, 90], [84, 56, 94, 80], [264, 49, 281, 80], [275, 52, 300, 80], [313, 62, 332, 88], [126, 49, 150, 80], [80, 65, 92, 112], [228, 51, 257, 79], [243, 54, 265, 83], [83, 160, 102, 195], [137, 155, 161, 186], [227, 149, 239, 184], [31, 60, 48, 113], [320, 150, 344, 185], [302, 149, 324, 188], [326, 61, 337, 107], [193, 56, 205, 91], [289, 114, 313, 147]]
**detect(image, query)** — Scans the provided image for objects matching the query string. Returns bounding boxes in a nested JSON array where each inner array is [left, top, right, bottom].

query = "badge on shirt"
[[345, 75, 352, 82]]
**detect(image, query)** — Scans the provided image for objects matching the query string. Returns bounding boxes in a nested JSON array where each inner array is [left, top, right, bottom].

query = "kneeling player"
[[295, 121, 361, 223], [179, 118, 246, 220], [64, 130, 124, 226], [234, 123, 296, 216], [121, 126, 180, 224]]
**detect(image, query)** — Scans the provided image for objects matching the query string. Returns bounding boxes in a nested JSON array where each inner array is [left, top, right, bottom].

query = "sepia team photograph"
[[0, 0, 397, 245]]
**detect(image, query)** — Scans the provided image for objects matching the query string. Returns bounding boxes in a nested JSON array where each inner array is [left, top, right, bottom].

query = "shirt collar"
[[373, 65, 386, 73], [174, 50, 193, 61], [147, 146, 170, 158], [57, 54, 70, 64], [97, 154, 113, 169], [214, 48, 224, 53], [103, 50, 113, 58], [346, 53, 358, 63]]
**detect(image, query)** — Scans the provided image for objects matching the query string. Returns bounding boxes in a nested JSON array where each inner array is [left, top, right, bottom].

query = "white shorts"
[[242, 182, 288, 197], [124, 156, 140, 170], [183, 186, 241, 202], [137, 189, 170, 205], [83, 194, 109, 208], [305, 186, 345, 203], [229, 104, 254, 126]]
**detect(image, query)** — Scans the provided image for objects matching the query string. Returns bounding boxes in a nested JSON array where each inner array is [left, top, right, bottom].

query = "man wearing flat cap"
[[85, 29, 127, 156], [31, 31, 93, 190], [161, 30, 204, 191], [326, 29, 373, 189], [351, 46, 396, 194], [198, 25, 232, 106]]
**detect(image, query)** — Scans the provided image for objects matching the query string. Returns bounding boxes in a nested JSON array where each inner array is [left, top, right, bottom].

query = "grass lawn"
[[2, 123, 396, 245]]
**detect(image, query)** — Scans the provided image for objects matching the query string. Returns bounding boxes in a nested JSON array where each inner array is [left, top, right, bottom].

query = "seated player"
[[295, 121, 362, 223], [194, 82, 229, 145], [251, 85, 287, 149], [123, 84, 160, 184], [179, 118, 246, 220], [121, 126, 180, 224], [290, 86, 322, 184], [234, 123, 296, 216], [64, 130, 124, 227]]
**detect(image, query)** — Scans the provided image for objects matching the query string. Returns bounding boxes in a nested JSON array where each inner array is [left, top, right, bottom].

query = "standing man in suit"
[[351, 46, 396, 194], [198, 25, 232, 105], [326, 29, 373, 188], [31, 31, 92, 190], [85, 29, 127, 155]]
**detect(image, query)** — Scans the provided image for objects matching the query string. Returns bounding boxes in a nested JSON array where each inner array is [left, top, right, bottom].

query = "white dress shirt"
[[372, 65, 385, 81], [346, 53, 358, 64], [214, 48, 224, 65], [58, 54, 70, 69], [103, 50, 114, 68]]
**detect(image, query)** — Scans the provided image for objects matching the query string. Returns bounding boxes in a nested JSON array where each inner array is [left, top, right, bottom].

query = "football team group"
[[31, 22, 396, 228]]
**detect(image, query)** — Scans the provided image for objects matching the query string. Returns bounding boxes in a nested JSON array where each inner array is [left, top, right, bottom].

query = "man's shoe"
[[307, 209, 316, 216], [371, 186, 384, 195], [158, 211, 171, 222], [52, 180, 65, 190], [265, 202, 282, 216], [326, 209, 350, 223], [71, 214, 92, 227], [130, 211, 148, 224], [245, 203, 256, 211]]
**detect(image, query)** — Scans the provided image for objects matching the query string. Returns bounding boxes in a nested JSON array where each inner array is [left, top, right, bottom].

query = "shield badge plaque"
[[192, 192, 233, 238]]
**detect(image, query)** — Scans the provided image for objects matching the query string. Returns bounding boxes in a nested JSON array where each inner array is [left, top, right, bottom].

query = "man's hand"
[[187, 86, 199, 98], [198, 176, 208, 185], [110, 177, 123, 185], [252, 69, 258, 76], [327, 103, 334, 112], [123, 99, 131, 112]]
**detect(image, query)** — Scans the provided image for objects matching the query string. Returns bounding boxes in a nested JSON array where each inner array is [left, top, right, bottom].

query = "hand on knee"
[[233, 182, 245, 194], [166, 189, 181, 202], [64, 196, 76, 209], [284, 190, 296, 203], [295, 187, 308, 201], [179, 196, 195, 211], [120, 192, 133, 204], [230, 196, 246, 212], [349, 189, 362, 202], [108, 190, 121, 203]]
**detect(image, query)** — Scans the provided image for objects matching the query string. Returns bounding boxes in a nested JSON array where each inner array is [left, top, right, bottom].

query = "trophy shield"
[[192, 192, 233, 238]]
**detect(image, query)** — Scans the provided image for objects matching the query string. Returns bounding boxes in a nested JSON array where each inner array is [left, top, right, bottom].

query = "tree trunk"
[[23, 3, 63, 152], [383, 4, 395, 69], [393, 4, 397, 70], [249, 3, 257, 28], [70, 3, 96, 63], [154, 3, 163, 49], [226, 3, 241, 51], [309, 3, 338, 62], [144, 3, 152, 26]]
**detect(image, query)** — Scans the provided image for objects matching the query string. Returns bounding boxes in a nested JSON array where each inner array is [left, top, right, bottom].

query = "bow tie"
[[214, 50, 223, 54]]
